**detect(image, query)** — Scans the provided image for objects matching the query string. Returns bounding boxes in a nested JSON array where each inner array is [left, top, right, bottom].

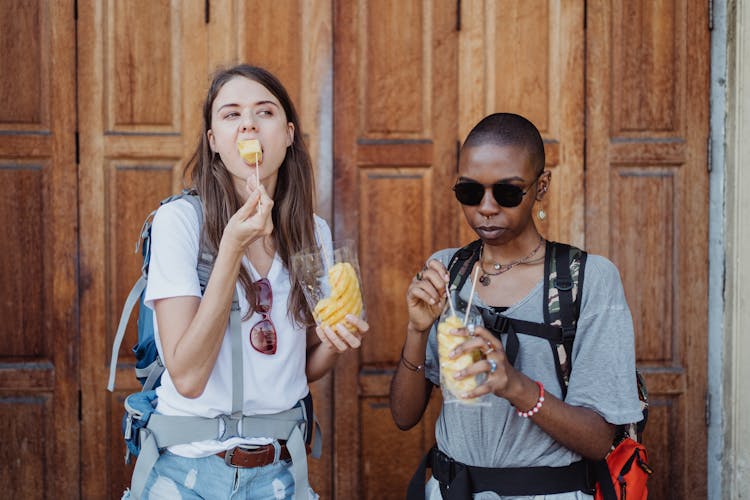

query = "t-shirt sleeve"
[[144, 199, 202, 309], [565, 255, 644, 425]]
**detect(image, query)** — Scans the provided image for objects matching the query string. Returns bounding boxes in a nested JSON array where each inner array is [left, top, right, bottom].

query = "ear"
[[286, 122, 295, 147], [207, 129, 216, 152], [536, 170, 551, 201]]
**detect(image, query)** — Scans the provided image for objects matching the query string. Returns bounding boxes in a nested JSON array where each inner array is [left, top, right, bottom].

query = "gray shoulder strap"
[[107, 276, 146, 392], [177, 193, 214, 290]]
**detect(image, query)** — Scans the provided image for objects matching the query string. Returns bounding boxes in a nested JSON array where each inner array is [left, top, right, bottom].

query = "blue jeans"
[[125, 451, 316, 499]]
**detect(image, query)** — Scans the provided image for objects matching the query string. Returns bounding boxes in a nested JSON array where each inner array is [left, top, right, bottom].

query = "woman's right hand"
[[222, 176, 274, 252], [406, 259, 449, 333]]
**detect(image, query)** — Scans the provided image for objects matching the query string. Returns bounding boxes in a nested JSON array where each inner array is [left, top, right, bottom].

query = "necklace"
[[478, 237, 545, 286]]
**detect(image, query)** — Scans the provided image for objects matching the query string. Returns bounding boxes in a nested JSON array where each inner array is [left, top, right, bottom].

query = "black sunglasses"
[[452, 175, 540, 208]]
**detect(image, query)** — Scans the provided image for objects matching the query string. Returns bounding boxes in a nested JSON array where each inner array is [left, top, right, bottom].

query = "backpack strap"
[[543, 242, 587, 397], [447, 239, 482, 293], [176, 192, 216, 292], [475, 241, 587, 397]]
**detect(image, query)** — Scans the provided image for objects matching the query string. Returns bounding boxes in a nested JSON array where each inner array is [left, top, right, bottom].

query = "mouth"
[[237, 139, 263, 165], [475, 226, 506, 238]]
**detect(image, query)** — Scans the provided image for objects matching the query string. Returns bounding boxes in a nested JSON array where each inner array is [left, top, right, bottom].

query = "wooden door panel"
[[209, 0, 333, 214], [208, 1, 335, 494], [334, 1, 458, 497], [79, 1, 208, 497], [0, 0, 78, 497], [458, 0, 584, 247], [587, 1, 709, 498]]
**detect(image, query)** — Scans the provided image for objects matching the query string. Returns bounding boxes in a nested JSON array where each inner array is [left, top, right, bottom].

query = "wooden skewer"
[[255, 154, 262, 212]]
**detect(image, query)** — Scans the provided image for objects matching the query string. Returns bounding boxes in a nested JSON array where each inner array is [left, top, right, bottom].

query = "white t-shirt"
[[144, 198, 333, 457]]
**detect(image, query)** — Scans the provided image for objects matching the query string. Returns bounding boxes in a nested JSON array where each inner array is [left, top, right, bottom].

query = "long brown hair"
[[184, 64, 317, 326]]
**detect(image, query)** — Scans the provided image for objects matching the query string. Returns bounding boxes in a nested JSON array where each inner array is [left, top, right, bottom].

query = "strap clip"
[[481, 309, 509, 334], [553, 277, 573, 291], [219, 414, 241, 441]]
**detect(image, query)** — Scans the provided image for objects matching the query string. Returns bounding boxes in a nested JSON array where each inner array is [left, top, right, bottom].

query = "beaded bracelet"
[[400, 346, 424, 373], [515, 381, 545, 418]]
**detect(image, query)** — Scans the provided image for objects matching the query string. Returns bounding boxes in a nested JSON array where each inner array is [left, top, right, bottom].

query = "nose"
[[477, 187, 499, 217], [240, 111, 257, 132]]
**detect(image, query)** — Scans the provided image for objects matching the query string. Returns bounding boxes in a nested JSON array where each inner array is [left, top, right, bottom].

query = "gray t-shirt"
[[423, 247, 643, 499]]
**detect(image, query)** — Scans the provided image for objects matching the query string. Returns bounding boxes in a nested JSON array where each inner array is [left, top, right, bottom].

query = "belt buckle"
[[223, 444, 273, 468], [223, 447, 239, 467]]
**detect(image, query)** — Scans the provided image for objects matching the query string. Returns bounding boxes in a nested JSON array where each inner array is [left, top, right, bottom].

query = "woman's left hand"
[[315, 314, 369, 353], [448, 324, 521, 400]]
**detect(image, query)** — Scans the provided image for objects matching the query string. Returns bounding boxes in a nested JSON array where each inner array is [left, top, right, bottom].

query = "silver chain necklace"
[[478, 237, 545, 286]]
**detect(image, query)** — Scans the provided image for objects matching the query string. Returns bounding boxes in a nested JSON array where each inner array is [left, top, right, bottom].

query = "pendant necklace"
[[478, 237, 545, 286]]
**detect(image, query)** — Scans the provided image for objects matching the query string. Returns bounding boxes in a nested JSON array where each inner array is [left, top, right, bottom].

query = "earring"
[[538, 208, 547, 220]]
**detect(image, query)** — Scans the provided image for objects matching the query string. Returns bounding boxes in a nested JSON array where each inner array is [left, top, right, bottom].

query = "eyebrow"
[[457, 175, 526, 184], [216, 100, 281, 113]]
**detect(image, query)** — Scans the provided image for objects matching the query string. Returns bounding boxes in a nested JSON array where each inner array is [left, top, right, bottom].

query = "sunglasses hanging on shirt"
[[249, 277, 277, 355]]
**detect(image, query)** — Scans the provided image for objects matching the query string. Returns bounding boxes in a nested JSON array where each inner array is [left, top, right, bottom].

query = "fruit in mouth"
[[238, 139, 262, 163]]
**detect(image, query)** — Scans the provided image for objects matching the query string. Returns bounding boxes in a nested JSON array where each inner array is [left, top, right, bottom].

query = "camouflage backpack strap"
[[447, 239, 483, 294], [543, 241, 587, 398]]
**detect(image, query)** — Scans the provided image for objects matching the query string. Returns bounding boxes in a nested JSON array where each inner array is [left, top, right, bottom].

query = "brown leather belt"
[[218, 442, 291, 468]]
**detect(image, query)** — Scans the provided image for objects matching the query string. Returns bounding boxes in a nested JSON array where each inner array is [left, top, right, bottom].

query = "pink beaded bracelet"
[[515, 381, 545, 418]]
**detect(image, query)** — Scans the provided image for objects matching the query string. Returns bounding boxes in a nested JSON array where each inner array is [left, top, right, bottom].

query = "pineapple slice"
[[238, 139, 262, 163]]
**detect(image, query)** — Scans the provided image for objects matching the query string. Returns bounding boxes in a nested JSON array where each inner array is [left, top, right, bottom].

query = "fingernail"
[[453, 370, 463, 379]]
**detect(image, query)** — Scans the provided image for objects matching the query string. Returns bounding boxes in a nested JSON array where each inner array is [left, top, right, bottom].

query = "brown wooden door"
[[207, 1, 336, 495], [0, 0, 79, 498], [333, 1, 459, 498], [332, 1, 585, 496], [586, 2, 709, 498], [456, 1, 585, 247], [77, 1, 335, 497], [335, 1, 710, 498], [78, 1, 209, 497]]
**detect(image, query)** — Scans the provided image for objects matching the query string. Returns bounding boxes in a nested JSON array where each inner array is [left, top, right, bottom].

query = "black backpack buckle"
[[481, 309, 510, 334], [554, 277, 573, 291]]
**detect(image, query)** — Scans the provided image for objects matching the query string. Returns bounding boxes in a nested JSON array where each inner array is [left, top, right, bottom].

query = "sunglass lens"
[[251, 319, 276, 354], [492, 184, 524, 207], [453, 183, 484, 206], [254, 278, 273, 313]]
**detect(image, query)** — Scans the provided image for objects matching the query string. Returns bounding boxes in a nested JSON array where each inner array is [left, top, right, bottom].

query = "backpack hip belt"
[[407, 446, 592, 500], [126, 392, 322, 500]]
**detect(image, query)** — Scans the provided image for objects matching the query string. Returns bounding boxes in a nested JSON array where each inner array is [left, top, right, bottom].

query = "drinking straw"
[[446, 284, 457, 318], [464, 265, 480, 325]]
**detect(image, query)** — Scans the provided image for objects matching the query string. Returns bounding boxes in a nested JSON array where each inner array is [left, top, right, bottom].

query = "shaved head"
[[462, 113, 545, 174]]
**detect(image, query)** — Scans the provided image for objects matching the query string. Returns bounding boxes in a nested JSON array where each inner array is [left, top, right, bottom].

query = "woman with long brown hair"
[[128, 64, 367, 499]]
